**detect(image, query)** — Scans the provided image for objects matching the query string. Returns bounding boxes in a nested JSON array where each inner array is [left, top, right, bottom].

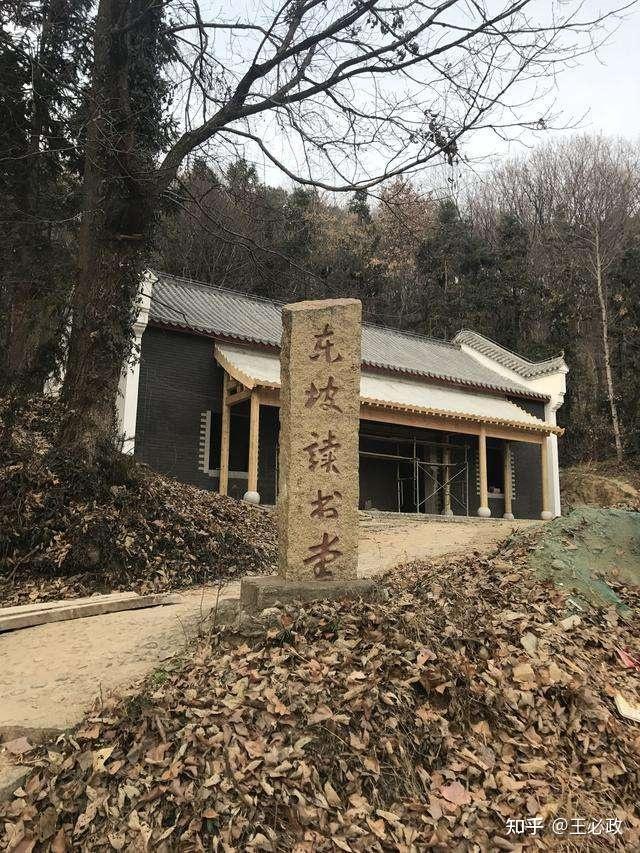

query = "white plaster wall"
[[115, 271, 156, 454], [458, 342, 568, 518]]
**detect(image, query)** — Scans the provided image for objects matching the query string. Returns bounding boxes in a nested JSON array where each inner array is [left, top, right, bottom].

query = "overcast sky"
[[477, 3, 640, 162], [549, 4, 639, 140]]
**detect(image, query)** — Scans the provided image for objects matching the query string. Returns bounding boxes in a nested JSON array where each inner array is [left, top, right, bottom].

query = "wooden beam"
[[219, 372, 230, 496], [224, 387, 548, 445], [442, 435, 452, 516], [503, 441, 514, 520], [255, 387, 280, 408], [428, 446, 438, 514], [227, 388, 252, 406], [360, 404, 545, 444], [247, 390, 260, 495], [477, 426, 490, 517]]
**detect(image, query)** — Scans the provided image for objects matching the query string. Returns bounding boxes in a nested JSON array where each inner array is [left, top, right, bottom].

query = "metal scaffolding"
[[359, 432, 470, 515]]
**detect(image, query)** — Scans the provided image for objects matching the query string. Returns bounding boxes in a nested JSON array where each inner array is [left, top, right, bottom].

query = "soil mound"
[[0, 395, 276, 606], [523, 507, 640, 609], [561, 461, 640, 511]]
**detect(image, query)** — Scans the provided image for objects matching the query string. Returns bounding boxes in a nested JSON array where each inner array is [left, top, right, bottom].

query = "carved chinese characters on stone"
[[278, 298, 362, 582], [303, 532, 342, 578], [310, 323, 343, 363], [310, 489, 342, 519], [303, 430, 341, 473], [304, 376, 342, 412]]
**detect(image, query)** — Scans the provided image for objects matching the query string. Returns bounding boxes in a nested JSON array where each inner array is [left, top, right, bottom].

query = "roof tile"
[[149, 271, 548, 400], [454, 330, 565, 379]]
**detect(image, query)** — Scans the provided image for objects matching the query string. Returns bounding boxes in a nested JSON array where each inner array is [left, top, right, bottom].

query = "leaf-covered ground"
[[0, 396, 276, 606], [2, 546, 639, 851]]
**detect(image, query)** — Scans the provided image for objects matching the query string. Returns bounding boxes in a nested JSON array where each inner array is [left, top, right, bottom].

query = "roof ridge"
[[150, 269, 461, 352], [454, 329, 564, 367]]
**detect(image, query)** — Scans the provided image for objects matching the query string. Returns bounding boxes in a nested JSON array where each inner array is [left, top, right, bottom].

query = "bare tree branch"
[[151, 0, 632, 197]]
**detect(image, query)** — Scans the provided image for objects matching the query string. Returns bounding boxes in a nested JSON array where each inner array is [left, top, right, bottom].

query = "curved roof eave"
[[147, 271, 551, 402]]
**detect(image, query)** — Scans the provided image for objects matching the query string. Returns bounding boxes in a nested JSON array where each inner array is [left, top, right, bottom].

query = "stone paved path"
[[0, 516, 534, 737]]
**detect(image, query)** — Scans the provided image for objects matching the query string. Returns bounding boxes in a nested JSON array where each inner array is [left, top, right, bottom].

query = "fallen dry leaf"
[[439, 781, 471, 806], [324, 781, 341, 807], [1, 528, 639, 852], [3, 737, 32, 757], [615, 693, 640, 723], [512, 662, 535, 683]]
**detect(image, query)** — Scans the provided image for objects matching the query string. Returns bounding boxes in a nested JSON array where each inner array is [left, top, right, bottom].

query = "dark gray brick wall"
[[135, 327, 222, 489], [258, 406, 279, 505], [505, 399, 545, 518], [511, 440, 543, 519]]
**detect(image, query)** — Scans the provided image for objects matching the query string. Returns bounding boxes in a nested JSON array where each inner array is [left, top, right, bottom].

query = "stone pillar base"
[[477, 506, 491, 518], [503, 512, 514, 520], [541, 510, 553, 521], [243, 491, 261, 504], [240, 575, 377, 615]]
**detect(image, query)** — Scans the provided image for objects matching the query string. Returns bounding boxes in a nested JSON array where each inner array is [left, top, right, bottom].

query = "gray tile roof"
[[151, 270, 282, 346], [149, 271, 548, 400], [453, 330, 566, 379]]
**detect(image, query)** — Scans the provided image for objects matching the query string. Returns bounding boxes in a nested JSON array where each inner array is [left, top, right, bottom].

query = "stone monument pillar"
[[240, 298, 374, 614], [278, 298, 361, 581]]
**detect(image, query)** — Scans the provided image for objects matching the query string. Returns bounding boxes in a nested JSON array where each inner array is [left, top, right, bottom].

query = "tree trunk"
[[594, 229, 624, 460], [58, 0, 157, 458]]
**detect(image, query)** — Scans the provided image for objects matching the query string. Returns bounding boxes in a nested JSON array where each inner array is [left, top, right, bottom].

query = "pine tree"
[[415, 199, 489, 338], [491, 212, 531, 349], [348, 190, 372, 224], [1, 0, 93, 390]]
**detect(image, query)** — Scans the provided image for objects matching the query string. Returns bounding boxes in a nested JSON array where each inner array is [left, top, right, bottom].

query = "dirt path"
[[0, 516, 533, 738], [0, 586, 237, 735], [358, 514, 535, 577]]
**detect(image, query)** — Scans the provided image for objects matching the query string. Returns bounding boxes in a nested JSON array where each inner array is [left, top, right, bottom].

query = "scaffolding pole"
[[359, 432, 470, 516]]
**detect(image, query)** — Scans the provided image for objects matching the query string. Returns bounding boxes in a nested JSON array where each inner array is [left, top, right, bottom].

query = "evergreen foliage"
[[154, 141, 640, 464]]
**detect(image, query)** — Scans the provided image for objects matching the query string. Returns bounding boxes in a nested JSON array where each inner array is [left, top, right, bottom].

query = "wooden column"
[[428, 446, 438, 514], [218, 372, 230, 496], [245, 389, 260, 501], [503, 441, 514, 520], [442, 436, 453, 517], [540, 437, 552, 520], [477, 426, 491, 517]]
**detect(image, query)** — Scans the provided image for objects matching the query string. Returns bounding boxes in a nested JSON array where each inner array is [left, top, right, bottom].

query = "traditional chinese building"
[[118, 271, 568, 520]]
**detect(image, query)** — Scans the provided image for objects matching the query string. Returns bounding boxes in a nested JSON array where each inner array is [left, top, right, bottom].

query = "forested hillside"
[[155, 137, 640, 464], [1, 1, 637, 466]]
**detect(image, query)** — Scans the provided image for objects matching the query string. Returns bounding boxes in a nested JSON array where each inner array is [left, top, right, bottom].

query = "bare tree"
[[552, 136, 639, 459], [58, 0, 632, 459], [467, 135, 640, 458]]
